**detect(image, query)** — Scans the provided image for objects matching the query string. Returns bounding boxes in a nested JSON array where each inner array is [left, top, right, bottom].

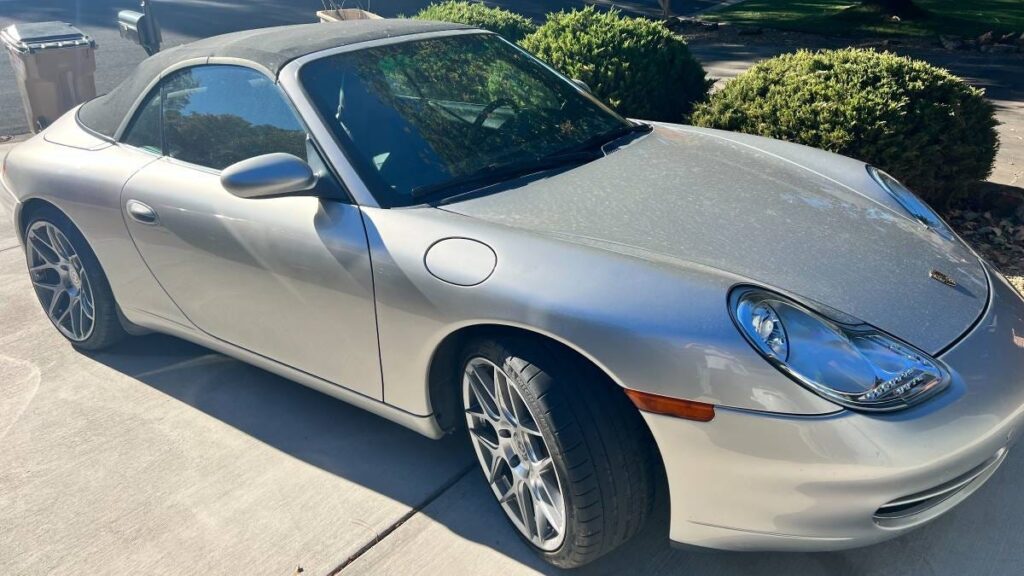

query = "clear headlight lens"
[[730, 287, 951, 412], [867, 166, 953, 239]]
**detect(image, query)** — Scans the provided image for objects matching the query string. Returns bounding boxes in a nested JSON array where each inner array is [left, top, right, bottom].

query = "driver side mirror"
[[572, 79, 593, 94], [221, 153, 318, 199]]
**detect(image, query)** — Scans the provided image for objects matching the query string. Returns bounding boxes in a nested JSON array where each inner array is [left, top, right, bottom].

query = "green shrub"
[[520, 7, 711, 123], [413, 1, 536, 42], [691, 48, 999, 205]]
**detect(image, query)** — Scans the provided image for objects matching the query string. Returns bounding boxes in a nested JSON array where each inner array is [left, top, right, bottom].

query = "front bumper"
[[648, 267, 1024, 551]]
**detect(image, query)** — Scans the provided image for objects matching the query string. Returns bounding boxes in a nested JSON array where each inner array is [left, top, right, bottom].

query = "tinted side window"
[[122, 88, 161, 153], [162, 65, 307, 170]]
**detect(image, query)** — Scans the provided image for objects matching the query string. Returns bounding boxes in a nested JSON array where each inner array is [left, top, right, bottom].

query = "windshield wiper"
[[410, 149, 601, 200], [561, 121, 652, 156], [410, 122, 651, 201]]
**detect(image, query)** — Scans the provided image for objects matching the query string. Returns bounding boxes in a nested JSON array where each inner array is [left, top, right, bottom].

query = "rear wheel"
[[23, 207, 126, 350], [461, 337, 656, 568]]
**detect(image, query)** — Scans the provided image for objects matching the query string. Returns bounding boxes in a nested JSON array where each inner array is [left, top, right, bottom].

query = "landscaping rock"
[[669, 16, 700, 29], [978, 30, 995, 45], [939, 35, 964, 50], [1000, 32, 1019, 44], [666, 16, 718, 33]]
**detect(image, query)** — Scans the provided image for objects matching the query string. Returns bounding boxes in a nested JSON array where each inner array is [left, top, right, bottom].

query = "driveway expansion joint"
[[326, 463, 476, 575]]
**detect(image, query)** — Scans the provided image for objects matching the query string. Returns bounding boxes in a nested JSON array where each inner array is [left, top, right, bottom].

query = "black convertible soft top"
[[77, 19, 471, 138]]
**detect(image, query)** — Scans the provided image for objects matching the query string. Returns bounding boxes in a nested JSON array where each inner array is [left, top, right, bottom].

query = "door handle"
[[126, 199, 159, 225]]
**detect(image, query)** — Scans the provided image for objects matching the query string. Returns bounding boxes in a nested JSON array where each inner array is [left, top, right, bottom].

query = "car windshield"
[[299, 33, 632, 206]]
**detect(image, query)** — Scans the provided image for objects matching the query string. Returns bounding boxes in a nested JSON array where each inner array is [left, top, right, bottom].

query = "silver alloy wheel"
[[26, 221, 96, 342], [463, 356, 567, 551]]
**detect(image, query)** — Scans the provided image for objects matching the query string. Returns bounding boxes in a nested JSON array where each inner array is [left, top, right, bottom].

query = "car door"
[[119, 64, 382, 399]]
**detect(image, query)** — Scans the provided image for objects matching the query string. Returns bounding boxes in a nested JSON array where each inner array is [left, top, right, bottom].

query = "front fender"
[[361, 206, 839, 418], [662, 123, 904, 216]]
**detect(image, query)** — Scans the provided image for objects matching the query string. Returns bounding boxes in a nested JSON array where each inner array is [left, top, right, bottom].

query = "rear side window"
[[162, 66, 307, 170], [122, 89, 161, 154]]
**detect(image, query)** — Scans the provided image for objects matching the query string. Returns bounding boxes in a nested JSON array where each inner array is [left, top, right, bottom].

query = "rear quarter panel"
[[4, 111, 190, 327]]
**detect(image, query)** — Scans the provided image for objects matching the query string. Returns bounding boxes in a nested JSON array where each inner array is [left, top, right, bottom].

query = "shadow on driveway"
[[85, 333, 475, 504]]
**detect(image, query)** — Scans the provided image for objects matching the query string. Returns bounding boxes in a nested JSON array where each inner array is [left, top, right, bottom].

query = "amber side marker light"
[[624, 389, 716, 422]]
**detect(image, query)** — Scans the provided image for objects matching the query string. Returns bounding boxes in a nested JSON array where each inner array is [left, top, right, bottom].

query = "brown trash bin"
[[1, 22, 97, 132]]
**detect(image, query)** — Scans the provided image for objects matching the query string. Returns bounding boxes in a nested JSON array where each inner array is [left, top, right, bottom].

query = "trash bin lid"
[[1, 21, 96, 53]]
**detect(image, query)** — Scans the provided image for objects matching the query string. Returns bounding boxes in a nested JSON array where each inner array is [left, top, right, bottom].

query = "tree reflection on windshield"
[[301, 34, 628, 206]]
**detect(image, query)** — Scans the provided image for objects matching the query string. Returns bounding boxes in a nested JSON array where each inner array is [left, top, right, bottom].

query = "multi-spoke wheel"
[[26, 221, 96, 342], [464, 357, 567, 551], [460, 338, 658, 568], [23, 207, 126, 350]]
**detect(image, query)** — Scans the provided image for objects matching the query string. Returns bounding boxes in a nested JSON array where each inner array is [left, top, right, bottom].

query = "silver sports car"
[[3, 19, 1023, 568]]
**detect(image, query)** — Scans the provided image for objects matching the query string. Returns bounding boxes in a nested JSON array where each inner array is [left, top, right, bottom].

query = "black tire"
[[23, 205, 127, 350], [460, 336, 657, 568]]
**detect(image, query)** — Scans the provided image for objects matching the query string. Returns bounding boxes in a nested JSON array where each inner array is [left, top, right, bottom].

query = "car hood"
[[440, 124, 988, 354]]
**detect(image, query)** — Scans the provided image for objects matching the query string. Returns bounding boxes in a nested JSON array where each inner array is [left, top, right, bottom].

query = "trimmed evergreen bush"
[[412, 1, 537, 42], [520, 7, 711, 123], [691, 48, 999, 204]]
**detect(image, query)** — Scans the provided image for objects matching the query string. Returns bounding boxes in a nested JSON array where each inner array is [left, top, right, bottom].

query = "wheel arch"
[[426, 322, 669, 538], [16, 197, 63, 245], [18, 197, 145, 336], [426, 324, 664, 464]]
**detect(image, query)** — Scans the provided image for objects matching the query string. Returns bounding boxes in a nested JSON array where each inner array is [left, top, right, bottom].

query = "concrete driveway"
[[3, 139, 1024, 575], [0, 197, 474, 574]]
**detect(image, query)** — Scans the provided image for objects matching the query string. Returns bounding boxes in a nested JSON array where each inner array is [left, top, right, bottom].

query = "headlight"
[[730, 287, 951, 412], [867, 166, 953, 239]]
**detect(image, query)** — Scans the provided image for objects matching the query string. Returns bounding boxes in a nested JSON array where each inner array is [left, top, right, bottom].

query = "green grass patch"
[[704, 0, 1024, 38]]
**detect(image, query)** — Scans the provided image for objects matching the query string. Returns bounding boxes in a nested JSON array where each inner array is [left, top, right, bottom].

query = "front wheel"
[[23, 207, 126, 350], [461, 337, 657, 568]]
